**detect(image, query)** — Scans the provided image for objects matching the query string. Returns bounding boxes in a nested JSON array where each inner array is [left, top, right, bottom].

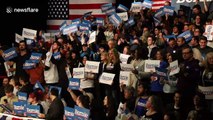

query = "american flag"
[[46, 0, 170, 32]]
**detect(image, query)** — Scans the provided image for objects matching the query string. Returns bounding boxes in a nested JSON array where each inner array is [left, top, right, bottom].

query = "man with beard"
[[9, 41, 30, 80]]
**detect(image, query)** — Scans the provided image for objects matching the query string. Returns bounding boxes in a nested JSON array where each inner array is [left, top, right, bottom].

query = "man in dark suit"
[[38, 88, 64, 120]]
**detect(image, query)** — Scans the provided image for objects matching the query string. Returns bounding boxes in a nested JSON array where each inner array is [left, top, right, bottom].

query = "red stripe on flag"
[[47, 25, 60, 30], [69, 3, 107, 9]]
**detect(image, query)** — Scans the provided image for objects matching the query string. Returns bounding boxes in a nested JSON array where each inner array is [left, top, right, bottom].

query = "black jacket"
[[46, 97, 64, 120]]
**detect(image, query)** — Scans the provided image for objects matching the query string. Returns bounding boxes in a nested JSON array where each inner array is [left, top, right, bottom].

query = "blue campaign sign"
[[59, 21, 67, 31], [69, 78, 80, 90], [63, 24, 78, 35], [30, 52, 42, 63], [128, 17, 135, 27], [163, 6, 175, 16], [53, 52, 61, 60], [154, 7, 165, 18], [72, 18, 81, 25], [164, 35, 176, 42], [13, 101, 26, 115], [117, 4, 129, 12], [3, 47, 17, 61], [101, 3, 113, 12], [65, 107, 75, 120], [155, 67, 168, 80], [74, 105, 90, 120], [105, 7, 116, 16], [18, 92, 27, 102], [142, 0, 153, 9], [49, 86, 62, 97], [177, 30, 193, 42], [96, 18, 104, 26], [26, 104, 40, 118], [34, 81, 45, 92], [23, 60, 35, 70], [109, 13, 122, 27], [79, 24, 90, 33]]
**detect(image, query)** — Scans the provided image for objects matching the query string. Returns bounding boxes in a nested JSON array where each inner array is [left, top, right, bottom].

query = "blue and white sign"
[[26, 105, 40, 118], [13, 102, 26, 115], [34, 81, 45, 92], [74, 105, 90, 120], [30, 53, 42, 63], [154, 7, 165, 18], [105, 7, 116, 16], [79, 24, 90, 32], [63, 24, 78, 35], [155, 67, 168, 80], [177, 30, 193, 42], [128, 17, 135, 27], [109, 13, 122, 27], [18, 92, 27, 102], [53, 52, 61, 60], [101, 3, 113, 13], [164, 35, 176, 42], [96, 18, 104, 26], [65, 107, 74, 120], [23, 60, 35, 70], [69, 78, 80, 90], [117, 4, 129, 12], [72, 18, 81, 25], [3, 47, 17, 61], [142, 0, 153, 9], [59, 21, 67, 31], [163, 6, 175, 16]]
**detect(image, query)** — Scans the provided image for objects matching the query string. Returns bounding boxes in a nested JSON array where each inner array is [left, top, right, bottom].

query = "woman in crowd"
[[28, 89, 44, 114]]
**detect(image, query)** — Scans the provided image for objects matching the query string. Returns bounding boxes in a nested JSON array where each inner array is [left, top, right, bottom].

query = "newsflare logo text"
[[6, 7, 39, 13]]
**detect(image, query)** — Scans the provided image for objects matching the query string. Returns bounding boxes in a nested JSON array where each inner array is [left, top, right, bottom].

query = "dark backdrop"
[[0, 0, 47, 47]]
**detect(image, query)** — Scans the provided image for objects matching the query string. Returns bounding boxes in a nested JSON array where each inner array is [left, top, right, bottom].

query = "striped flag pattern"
[[46, 0, 170, 32]]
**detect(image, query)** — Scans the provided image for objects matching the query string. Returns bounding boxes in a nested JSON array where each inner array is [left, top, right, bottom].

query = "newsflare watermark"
[[6, 7, 39, 13]]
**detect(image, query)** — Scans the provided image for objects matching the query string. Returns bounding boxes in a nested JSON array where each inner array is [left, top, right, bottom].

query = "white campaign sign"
[[88, 31, 96, 44], [120, 63, 134, 71], [22, 28, 37, 39], [73, 67, 85, 79], [119, 71, 130, 85], [169, 60, 180, 76], [119, 54, 130, 64], [198, 86, 213, 100], [204, 25, 213, 41], [117, 12, 128, 21], [85, 61, 100, 73], [99, 72, 115, 85], [144, 60, 160, 72], [15, 33, 24, 43]]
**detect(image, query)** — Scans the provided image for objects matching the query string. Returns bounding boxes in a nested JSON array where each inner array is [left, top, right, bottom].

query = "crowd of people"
[[0, 0, 213, 120]]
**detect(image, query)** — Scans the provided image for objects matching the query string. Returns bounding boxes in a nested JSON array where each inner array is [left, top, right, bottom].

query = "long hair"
[[202, 52, 213, 72], [108, 48, 120, 64]]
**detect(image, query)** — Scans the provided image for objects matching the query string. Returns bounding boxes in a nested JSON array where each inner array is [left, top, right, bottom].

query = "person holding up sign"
[[28, 89, 44, 114], [103, 48, 121, 108], [130, 46, 150, 88]]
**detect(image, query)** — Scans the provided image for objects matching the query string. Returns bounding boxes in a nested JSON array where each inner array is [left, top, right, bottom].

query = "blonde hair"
[[202, 52, 213, 69], [101, 52, 109, 64], [108, 48, 119, 64]]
